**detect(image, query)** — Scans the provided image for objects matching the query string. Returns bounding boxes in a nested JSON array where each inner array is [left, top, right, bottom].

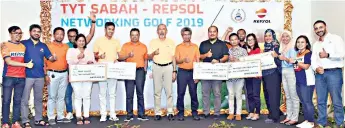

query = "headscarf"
[[279, 30, 294, 54], [264, 29, 279, 52]]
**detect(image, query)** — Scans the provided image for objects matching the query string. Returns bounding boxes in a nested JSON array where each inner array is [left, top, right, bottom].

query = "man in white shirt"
[[311, 20, 345, 127]]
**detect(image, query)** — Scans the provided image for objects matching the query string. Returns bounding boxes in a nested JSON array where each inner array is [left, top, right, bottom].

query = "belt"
[[136, 67, 144, 70], [179, 68, 193, 72], [154, 62, 172, 66], [48, 69, 68, 73], [324, 68, 342, 71]]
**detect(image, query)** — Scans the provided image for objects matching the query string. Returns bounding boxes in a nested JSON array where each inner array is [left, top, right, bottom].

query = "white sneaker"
[[66, 112, 74, 120], [303, 123, 314, 128], [109, 116, 119, 121], [296, 121, 307, 127], [100, 115, 107, 122]]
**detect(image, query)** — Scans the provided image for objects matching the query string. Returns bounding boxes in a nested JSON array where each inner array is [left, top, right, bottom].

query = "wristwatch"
[[173, 70, 177, 73], [92, 20, 96, 23]]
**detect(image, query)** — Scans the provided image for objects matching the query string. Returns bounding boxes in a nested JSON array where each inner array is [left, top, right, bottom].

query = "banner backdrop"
[[51, 0, 284, 114]]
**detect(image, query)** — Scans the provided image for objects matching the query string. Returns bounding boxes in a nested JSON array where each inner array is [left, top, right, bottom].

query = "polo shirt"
[[295, 50, 315, 86], [175, 42, 200, 70], [66, 41, 74, 48], [148, 38, 176, 64], [119, 41, 147, 68], [93, 36, 121, 62], [199, 39, 229, 62], [45, 42, 69, 70], [22, 39, 52, 78], [1, 41, 26, 78]]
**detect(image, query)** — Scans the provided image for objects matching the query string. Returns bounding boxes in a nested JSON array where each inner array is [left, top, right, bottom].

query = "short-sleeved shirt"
[[199, 39, 229, 62], [295, 50, 315, 86], [22, 39, 52, 78], [1, 41, 26, 78], [66, 42, 74, 48], [281, 48, 297, 68], [175, 42, 200, 70], [93, 36, 121, 62], [119, 42, 147, 68], [45, 42, 69, 70], [148, 38, 176, 64], [228, 46, 248, 82]]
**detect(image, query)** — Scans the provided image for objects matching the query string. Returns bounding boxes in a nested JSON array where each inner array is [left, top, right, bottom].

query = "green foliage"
[[208, 121, 235, 128], [107, 121, 140, 128]]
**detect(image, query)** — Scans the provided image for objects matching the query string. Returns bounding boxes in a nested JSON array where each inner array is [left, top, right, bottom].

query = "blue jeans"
[[2, 77, 25, 124], [65, 82, 73, 113], [125, 68, 146, 116], [315, 68, 344, 126], [296, 84, 315, 122]]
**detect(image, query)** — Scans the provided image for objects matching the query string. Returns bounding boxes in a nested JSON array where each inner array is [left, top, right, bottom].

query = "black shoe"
[[213, 115, 220, 120], [193, 115, 200, 121], [124, 115, 134, 122], [200, 114, 210, 119], [177, 116, 184, 121], [168, 114, 175, 121], [137, 115, 149, 121], [154, 115, 162, 121]]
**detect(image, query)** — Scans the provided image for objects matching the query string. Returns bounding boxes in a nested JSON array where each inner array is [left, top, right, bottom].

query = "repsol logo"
[[10, 52, 25, 57], [253, 20, 271, 23]]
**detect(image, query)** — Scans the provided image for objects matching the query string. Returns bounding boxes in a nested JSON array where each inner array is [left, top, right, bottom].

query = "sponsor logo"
[[40, 48, 44, 52], [231, 9, 246, 23], [10, 52, 25, 57], [253, 8, 271, 23]]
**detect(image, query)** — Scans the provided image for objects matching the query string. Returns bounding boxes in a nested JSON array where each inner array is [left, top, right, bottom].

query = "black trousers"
[[262, 71, 282, 121]]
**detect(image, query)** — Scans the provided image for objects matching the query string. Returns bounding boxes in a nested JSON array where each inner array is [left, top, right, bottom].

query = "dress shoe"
[[168, 114, 175, 121], [192, 115, 200, 121], [154, 115, 162, 121], [177, 116, 184, 121], [200, 114, 210, 119]]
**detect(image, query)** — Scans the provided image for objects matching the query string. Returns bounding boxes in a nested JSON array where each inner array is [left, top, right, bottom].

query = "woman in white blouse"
[[66, 34, 95, 125]]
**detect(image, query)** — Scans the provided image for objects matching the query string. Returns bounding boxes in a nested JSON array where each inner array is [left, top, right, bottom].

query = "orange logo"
[[256, 8, 267, 18]]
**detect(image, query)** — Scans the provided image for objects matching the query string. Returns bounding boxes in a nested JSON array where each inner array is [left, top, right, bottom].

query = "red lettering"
[[196, 4, 203, 14], [60, 4, 68, 14], [79, 4, 85, 14], [170, 4, 178, 13], [69, 4, 77, 14], [179, 4, 186, 14], [187, 4, 195, 14], [100, 4, 108, 14], [119, 5, 127, 14], [91, 4, 98, 13], [162, 4, 169, 14], [152, 4, 203, 14], [128, 4, 137, 14], [110, 4, 117, 13], [153, 4, 160, 14]]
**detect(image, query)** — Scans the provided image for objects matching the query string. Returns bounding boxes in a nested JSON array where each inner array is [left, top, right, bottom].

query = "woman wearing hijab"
[[278, 31, 299, 125], [262, 29, 282, 123]]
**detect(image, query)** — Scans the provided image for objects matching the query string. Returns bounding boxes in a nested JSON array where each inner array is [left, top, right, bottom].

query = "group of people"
[[1, 12, 344, 128]]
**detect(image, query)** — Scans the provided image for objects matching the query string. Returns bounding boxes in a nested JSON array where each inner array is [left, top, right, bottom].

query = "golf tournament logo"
[[231, 9, 246, 23]]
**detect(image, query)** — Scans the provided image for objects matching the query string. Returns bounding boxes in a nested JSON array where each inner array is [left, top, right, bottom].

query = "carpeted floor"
[[25, 115, 324, 128]]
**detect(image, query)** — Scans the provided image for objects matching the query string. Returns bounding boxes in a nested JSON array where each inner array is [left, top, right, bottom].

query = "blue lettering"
[[96, 19, 103, 27], [61, 18, 69, 27], [70, 18, 75, 27]]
